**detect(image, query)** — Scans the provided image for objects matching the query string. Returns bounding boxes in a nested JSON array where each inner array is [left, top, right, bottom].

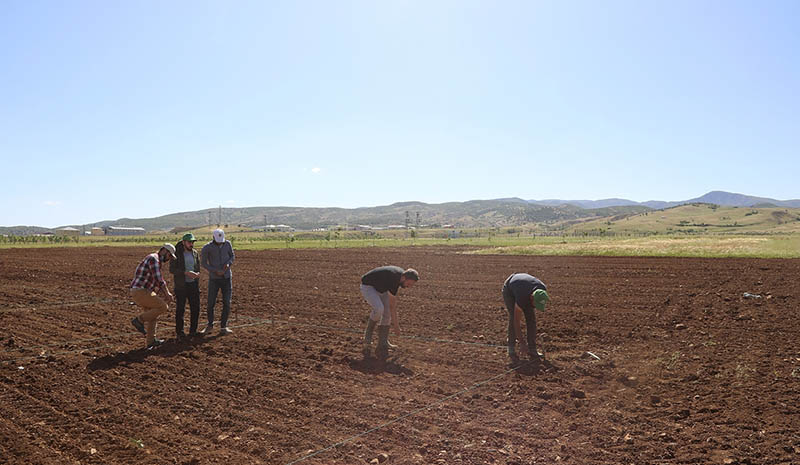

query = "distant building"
[[263, 224, 294, 232], [105, 226, 146, 236], [91, 227, 105, 236], [55, 227, 80, 237]]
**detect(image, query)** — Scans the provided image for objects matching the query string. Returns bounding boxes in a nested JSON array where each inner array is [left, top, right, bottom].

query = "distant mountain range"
[[68, 201, 650, 232], [2, 191, 798, 236], [531, 190, 800, 209]]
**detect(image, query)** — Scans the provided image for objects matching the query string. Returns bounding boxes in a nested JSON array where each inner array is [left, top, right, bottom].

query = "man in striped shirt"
[[130, 244, 176, 349]]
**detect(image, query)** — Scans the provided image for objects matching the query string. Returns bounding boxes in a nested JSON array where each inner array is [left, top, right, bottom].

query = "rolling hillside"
[[564, 203, 800, 235], [77, 200, 651, 232], [530, 190, 800, 209], [3, 191, 799, 236]]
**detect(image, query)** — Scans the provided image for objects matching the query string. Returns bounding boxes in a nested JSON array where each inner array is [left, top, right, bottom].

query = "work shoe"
[[219, 327, 233, 335], [131, 317, 146, 335], [200, 324, 213, 335], [364, 319, 377, 345], [362, 344, 372, 358], [146, 338, 165, 349], [176, 332, 187, 340], [376, 325, 392, 358]]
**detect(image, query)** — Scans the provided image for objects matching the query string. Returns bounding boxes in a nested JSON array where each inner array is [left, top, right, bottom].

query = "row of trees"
[[0, 235, 81, 244], [0, 235, 187, 244]]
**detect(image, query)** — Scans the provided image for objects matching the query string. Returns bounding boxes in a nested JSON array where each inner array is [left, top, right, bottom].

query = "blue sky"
[[2, 0, 798, 227]]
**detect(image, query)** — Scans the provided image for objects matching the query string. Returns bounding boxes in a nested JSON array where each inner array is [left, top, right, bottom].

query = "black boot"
[[376, 325, 391, 360], [363, 319, 377, 357]]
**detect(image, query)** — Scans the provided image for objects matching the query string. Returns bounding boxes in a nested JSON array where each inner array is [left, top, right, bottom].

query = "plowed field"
[[1, 247, 798, 464]]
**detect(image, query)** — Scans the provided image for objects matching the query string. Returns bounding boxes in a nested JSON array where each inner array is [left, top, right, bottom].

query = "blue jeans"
[[207, 278, 232, 328]]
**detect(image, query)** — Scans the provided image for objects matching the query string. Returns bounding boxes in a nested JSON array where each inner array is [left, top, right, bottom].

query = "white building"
[[263, 224, 294, 232], [105, 226, 146, 236]]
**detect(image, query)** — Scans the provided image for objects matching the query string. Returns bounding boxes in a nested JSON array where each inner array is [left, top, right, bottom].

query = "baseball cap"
[[182, 233, 196, 242], [533, 289, 549, 311], [212, 228, 225, 243], [161, 243, 177, 259]]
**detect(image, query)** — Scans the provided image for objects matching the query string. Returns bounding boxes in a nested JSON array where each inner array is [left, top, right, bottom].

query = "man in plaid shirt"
[[130, 244, 177, 349]]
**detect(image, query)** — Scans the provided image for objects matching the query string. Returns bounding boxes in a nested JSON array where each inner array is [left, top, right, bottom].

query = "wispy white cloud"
[[224, 200, 236, 204], [43, 200, 61, 206], [310, 167, 321, 174]]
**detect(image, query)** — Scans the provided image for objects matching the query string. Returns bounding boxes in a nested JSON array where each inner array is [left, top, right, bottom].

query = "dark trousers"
[[175, 281, 201, 335], [502, 283, 537, 355], [207, 277, 232, 328]]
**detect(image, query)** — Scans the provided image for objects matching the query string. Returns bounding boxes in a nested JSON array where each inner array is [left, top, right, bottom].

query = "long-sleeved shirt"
[[130, 253, 168, 292], [200, 240, 235, 279]]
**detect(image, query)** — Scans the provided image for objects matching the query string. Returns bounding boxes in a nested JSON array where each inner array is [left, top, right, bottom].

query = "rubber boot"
[[376, 325, 391, 360], [363, 319, 377, 357]]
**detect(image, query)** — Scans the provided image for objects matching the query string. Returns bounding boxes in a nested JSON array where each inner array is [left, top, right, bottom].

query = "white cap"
[[213, 228, 225, 243], [161, 243, 177, 259]]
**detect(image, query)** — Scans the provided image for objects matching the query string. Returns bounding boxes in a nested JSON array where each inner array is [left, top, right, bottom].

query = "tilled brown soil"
[[1, 246, 798, 465]]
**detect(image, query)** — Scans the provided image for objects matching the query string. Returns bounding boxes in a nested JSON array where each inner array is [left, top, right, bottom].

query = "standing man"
[[130, 244, 176, 349], [360, 266, 419, 359], [201, 228, 235, 335], [170, 233, 201, 338], [502, 273, 550, 362]]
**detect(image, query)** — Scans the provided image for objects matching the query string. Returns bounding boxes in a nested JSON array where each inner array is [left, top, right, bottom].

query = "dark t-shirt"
[[361, 266, 404, 295], [505, 273, 547, 312]]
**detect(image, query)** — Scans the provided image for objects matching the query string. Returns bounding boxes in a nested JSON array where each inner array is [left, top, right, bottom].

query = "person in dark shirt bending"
[[360, 265, 419, 359], [502, 273, 550, 362]]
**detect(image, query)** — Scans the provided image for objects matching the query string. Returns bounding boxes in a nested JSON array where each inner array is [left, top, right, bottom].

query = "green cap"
[[182, 233, 196, 242], [533, 289, 549, 311]]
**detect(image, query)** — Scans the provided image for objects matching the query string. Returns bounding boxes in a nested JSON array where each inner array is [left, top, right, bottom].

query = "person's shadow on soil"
[[348, 355, 413, 376], [87, 335, 217, 372]]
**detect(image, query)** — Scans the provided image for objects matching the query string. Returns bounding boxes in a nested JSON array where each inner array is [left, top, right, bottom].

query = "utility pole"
[[218, 205, 222, 227], [264, 214, 267, 231], [416, 211, 420, 228], [405, 211, 410, 229]]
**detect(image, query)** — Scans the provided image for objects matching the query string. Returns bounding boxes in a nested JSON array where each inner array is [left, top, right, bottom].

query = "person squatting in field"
[[501, 272, 550, 362], [130, 244, 176, 349], [200, 228, 235, 335], [170, 233, 201, 338], [360, 266, 419, 359]]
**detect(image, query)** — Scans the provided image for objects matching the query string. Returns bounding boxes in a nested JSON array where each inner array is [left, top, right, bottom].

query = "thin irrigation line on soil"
[[283, 358, 541, 465], [0, 297, 117, 313], [4, 301, 798, 363], [1, 313, 508, 364]]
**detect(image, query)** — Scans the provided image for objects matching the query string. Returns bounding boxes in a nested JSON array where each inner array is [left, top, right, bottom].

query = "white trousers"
[[360, 284, 391, 325]]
